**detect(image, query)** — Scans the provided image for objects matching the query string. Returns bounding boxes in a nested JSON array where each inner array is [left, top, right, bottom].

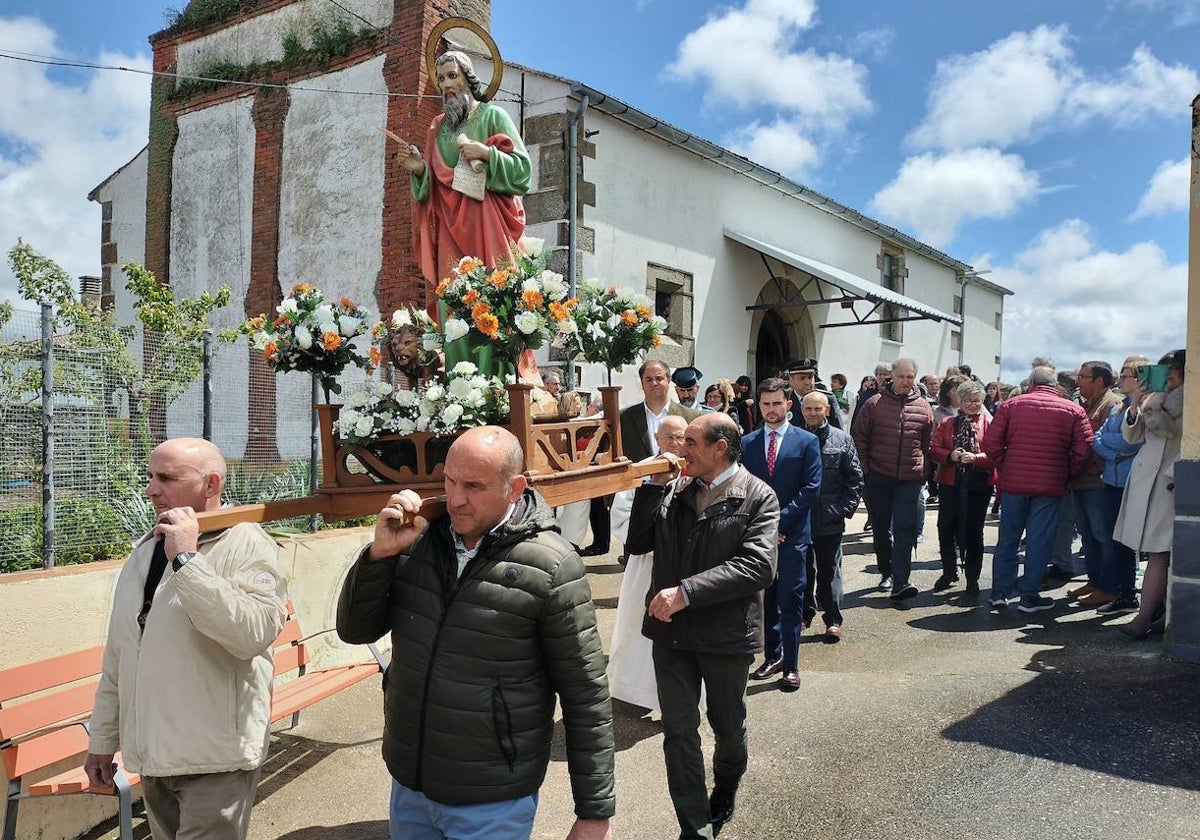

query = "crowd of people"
[[83, 347, 1184, 840]]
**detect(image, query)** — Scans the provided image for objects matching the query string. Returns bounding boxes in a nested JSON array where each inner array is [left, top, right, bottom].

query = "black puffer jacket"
[[336, 490, 615, 818], [625, 467, 779, 655], [807, 423, 865, 536]]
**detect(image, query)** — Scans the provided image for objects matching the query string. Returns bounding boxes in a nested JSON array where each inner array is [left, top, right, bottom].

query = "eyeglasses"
[[661, 433, 686, 442]]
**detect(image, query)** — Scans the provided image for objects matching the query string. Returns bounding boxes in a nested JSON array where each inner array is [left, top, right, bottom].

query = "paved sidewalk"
[[86, 506, 1200, 840]]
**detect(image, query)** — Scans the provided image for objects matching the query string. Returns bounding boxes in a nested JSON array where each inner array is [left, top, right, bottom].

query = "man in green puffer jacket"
[[337, 427, 614, 840]]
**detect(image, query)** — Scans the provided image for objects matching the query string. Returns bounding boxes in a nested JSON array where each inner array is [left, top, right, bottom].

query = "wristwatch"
[[172, 551, 197, 572]]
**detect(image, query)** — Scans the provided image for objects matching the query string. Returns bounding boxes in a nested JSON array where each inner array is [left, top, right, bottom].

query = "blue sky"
[[0, 0, 1195, 379]]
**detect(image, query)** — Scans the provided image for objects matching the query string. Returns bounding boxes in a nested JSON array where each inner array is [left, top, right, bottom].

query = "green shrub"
[[0, 498, 131, 573]]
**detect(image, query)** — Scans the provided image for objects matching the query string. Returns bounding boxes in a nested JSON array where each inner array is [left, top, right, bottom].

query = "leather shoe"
[[779, 670, 801, 691], [709, 785, 737, 836], [824, 624, 842, 643], [750, 658, 783, 680], [1068, 583, 1096, 599], [579, 544, 609, 557], [1078, 590, 1115, 607]]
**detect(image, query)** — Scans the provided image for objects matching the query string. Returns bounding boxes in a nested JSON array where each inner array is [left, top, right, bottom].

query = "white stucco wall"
[[276, 56, 388, 457], [176, 0, 393, 79], [94, 147, 148, 357]]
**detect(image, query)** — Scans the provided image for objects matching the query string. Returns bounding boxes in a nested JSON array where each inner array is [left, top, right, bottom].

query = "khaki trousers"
[[142, 768, 261, 840]]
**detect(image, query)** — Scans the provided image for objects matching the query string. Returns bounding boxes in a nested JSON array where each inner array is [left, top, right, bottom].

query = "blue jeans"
[[1101, 483, 1138, 599], [991, 492, 1062, 598], [864, 472, 923, 588], [1073, 487, 1116, 593], [389, 780, 538, 840]]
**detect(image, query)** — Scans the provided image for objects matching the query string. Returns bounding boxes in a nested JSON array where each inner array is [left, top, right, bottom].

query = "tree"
[[1, 240, 231, 464]]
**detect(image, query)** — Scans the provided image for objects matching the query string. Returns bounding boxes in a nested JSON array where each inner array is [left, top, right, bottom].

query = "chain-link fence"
[[0, 306, 341, 573]]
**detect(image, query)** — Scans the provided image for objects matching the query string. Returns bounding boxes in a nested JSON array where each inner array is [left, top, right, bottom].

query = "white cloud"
[[1131, 157, 1190, 218], [983, 220, 1187, 381], [667, 0, 871, 175], [1108, 0, 1200, 26], [909, 25, 1078, 150], [725, 119, 820, 177], [908, 26, 1198, 151], [846, 27, 895, 63], [0, 17, 150, 304], [869, 148, 1040, 248]]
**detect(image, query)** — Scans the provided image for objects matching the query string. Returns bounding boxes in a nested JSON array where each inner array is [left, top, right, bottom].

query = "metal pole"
[[309, 373, 320, 532], [565, 93, 590, 391], [957, 277, 967, 368], [40, 301, 54, 569], [202, 330, 213, 441]]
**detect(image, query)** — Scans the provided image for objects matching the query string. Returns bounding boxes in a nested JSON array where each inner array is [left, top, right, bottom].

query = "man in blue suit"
[[742, 377, 822, 691]]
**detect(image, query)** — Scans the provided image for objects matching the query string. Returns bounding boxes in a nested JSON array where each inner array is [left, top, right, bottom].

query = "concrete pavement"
[[83, 506, 1200, 840]]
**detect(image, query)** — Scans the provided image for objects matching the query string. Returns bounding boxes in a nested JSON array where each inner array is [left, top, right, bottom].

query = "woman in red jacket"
[[930, 380, 995, 595]]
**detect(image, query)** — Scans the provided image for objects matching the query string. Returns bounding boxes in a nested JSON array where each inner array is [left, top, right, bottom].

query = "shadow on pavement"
[[549, 699, 662, 761], [940, 623, 1200, 791], [275, 821, 389, 839]]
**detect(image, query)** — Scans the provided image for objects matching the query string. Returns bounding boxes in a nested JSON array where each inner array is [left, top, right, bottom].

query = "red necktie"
[[767, 430, 778, 477]]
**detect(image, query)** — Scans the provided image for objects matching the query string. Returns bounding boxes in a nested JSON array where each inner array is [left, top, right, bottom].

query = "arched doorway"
[[748, 276, 815, 385]]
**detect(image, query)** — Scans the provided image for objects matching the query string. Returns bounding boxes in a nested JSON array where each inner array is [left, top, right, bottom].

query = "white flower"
[[539, 271, 567, 300], [391, 308, 413, 329], [630, 293, 652, 309], [338, 315, 362, 336], [440, 403, 464, 426], [395, 389, 419, 408], [250, 332, 270, 351], [558, 317, 578, 334], [373, 380, 393, 398], [651, 316, 668, 331], [582, 277, 605, 293], [444, 318, 470, 343], [607, 314, 622, 329], [396, 417, 416, 435], [455, 256, 477, 274], [521, 236, 545, 258], [277, 298, 299, 314], [347, 388, 369, 409], [354, 417, 375, 437], [522, 278, 541, 295], [448, 377, 475, 400], [587, 321, 606, 341], [422, 332, 442, 352], [514, 311, 540, 335], [451, 361, 478, 377], [294, 325, 313, 350], [425, 383, 445, 401], [419, 399, 437, 417], [416, 415, 431, 432]]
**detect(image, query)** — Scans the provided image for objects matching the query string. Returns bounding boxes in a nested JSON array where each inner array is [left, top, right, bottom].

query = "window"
[[994, 311, 1003, 331], [953, 294, 963, 315], [878, 248, 906, 343], [995, 355, 1001, 365], [647, 264, 693, 366], [951, 330, 962, 352]]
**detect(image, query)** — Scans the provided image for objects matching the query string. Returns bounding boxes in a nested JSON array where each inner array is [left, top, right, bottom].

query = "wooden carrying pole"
[[195, 458, 682, 534]]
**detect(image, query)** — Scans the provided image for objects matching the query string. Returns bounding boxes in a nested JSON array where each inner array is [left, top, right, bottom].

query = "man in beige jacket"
[[84, 438, 286, 840]]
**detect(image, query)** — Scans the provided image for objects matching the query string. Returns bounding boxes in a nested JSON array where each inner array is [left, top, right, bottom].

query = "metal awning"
[[726, 228, 962, 328]]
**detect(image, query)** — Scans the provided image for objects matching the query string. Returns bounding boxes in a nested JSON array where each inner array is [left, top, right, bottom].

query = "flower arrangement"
[[240, 283, 369, 397], [436, 249, 578, 371], [559, 280, 668, 378], [333, 361, 508, 444]]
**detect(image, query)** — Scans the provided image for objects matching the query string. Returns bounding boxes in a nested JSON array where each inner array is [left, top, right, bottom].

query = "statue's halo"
[[425, 17, 503, 103]]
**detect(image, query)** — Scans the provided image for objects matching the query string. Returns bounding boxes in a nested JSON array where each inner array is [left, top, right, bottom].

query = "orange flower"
[[272, 314, 289, 328], [471, 301, 491, 322], [549, 302, 568, 322], [607, 286, 617, 294], [291, 283, 312, 295], [488, 269, 509, 289], [263, 341, 278, 359], [635, 306, 652, 321], [340, 297, 355, 309], [565, 297, 579, 309], [458, 257, 483, 274], [475, 311, 500, 338], [371, 322, 385, 339], [436, 277, 451, 297], [620, 310, 638, 326], [463, 288, 480, 305], [247, 315, 265, 330], [323, 332, 342, 351], [651, 335, 662, 348], [521, 289, 544, 310], [369, 346, 381, 368]]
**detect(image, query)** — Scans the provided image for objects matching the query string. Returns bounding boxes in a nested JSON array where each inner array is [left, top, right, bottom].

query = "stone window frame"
[[646, 263, 694, 367], [877, 246, 908, 344]]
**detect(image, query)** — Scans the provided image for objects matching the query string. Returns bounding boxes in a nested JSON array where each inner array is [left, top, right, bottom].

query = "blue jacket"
[[742, 424, 822, 552], [1093, 397, 1142, 488]]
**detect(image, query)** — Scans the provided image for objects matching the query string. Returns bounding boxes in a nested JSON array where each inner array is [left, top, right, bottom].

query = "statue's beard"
[[443, 92, 471, 132]]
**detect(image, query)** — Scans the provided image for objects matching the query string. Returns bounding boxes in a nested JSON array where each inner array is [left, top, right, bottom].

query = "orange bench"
[[1, 602, 384, 840]]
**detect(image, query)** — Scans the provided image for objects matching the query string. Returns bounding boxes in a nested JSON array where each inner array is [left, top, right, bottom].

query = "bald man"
[[85, 438, 286, 840], [337, 427, 615, 840]]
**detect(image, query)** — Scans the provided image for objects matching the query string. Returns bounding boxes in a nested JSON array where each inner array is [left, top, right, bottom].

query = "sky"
[[0, 0, 1195, 380]]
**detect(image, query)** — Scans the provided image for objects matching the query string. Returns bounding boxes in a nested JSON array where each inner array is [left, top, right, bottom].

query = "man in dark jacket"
[[742, 378, 821, 690], [851, 358, 934, 601], [620, 359, 703, 463], [627, 413, 779, 840], [983, 367, 1094, 613], [800, 391, 864, 642], [336, 427, 614, 840], [785, 357, 843, 430]]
